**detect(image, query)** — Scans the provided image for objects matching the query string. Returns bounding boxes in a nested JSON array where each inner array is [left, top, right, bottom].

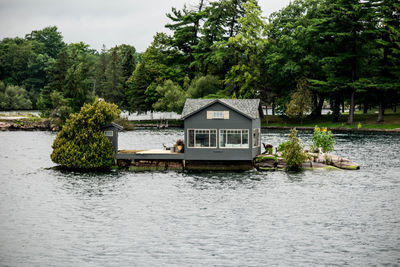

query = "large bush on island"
[[51, 99, 121, 169], [312, 126, 335, 153], [282, 128, 308, 170]]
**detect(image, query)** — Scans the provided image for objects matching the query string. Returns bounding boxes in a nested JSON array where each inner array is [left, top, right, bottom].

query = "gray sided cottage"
[[181, 99, 263, 164]]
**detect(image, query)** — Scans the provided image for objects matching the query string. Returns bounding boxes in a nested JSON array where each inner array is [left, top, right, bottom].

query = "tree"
[[286, 77, 313, 123], [25, 26, 65, 59], [311, 0, 370, 124], [95, 44, 109, 98], [103, 46, 124, 106], [51, 99, 121, 169], [166, 0, 206, 77], [0, 83, 32, 110], [126, 61, 153, 112], [366, 0, 400, 122], [187, 75, 221, 98], [223, 0, 267, 98], [152, 80, 187, 113], [41, 42, 96, 115]]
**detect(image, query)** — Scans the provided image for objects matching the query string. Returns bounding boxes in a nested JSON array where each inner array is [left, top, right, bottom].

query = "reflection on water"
[[0, 130, 399, 266]]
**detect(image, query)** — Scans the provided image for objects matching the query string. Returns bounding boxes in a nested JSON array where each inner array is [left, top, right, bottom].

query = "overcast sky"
[[0, 0, 291, 52]]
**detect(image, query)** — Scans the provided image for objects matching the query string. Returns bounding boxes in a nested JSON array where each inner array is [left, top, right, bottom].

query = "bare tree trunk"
[[377, 93, 384, 122], [311, 93, 324, 117], [342, 99, 345, 113], [363, 102, 368, 114], [332, 96, 340, 122], [347, 91, 355, 124], [272, 99, 275, 116], [316, 94, 325, 117]]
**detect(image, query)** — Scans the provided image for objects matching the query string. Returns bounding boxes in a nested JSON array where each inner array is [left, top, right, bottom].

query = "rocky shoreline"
[[0, 119, 59, 131], [255, 152, 360, 171]]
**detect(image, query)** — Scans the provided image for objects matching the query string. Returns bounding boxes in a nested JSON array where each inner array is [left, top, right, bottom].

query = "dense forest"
[[0, 0, 399, 123]]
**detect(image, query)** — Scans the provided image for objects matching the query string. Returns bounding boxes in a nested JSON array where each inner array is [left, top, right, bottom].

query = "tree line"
[[0, 0, 398, 123]]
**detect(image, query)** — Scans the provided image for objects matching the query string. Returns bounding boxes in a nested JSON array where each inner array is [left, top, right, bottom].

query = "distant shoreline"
[[1, 118, 399, 133]]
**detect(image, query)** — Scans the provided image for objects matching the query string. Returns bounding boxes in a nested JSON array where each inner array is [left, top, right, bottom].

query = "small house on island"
[[113, 98, 263, 170], [181, 99, 263, 168]]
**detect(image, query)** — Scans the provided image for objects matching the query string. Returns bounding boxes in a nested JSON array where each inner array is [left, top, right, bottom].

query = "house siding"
[[184, 102, 256, 161], [102, 126, 119, 152]]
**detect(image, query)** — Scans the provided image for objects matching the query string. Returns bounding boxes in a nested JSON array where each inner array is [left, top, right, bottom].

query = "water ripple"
[[0, 130, 399, 266]]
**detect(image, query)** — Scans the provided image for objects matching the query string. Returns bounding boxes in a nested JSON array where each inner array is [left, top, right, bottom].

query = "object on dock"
[[157, 119, 168, 129]]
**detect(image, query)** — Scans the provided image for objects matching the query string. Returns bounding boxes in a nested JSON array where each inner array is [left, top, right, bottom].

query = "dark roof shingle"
[[181, 99, 261, 119]]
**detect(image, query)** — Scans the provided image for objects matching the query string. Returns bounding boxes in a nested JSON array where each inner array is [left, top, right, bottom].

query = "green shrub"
[[278, 141, 291, 152], [282, 128, 307, 170], [312, 126, 335, 153], [51, 99, 121, 169]]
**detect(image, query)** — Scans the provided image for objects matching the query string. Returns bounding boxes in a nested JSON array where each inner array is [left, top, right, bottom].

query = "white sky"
[[0, 0, 291, 52]]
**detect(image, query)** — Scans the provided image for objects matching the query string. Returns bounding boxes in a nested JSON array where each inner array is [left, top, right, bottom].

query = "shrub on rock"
[[51, 99, 121, 169], [282, 128, 308, 170]]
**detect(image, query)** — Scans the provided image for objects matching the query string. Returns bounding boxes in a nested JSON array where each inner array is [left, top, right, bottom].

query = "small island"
[[104, 99, 360, 172]]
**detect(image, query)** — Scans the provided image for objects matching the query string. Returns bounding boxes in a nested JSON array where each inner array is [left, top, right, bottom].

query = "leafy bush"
[[282, 128, 308, 170], [51, 99, 121, 169], [278, 141, 291, 152], [312, 126, 335, 153]]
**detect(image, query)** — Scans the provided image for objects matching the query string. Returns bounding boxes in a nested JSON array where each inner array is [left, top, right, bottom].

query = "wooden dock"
[[115, 149, 184, 168]]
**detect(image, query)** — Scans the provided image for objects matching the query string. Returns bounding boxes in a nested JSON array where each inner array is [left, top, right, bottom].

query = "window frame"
[[213, 111, 224, 119], [187, 129, 217, 149], [104, 130, 113, 137], [219, 129, 249, 149], [252, 128, 261, 148]]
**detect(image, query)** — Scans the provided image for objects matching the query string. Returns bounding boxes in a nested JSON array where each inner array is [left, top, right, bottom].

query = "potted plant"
[[175, 139, 184, 153]]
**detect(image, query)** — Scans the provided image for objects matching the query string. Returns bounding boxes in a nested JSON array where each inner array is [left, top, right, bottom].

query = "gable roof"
[[101, 122, 124, 130], [181, 99, 262, 120]]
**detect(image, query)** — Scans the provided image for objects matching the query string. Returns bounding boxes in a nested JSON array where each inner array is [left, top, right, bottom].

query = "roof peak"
[[181, 98, 262, 119]]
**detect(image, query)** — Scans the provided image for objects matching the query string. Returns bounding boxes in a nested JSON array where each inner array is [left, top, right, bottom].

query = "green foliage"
[[187, 75, 220, 98], [277, 141, 291, 152], [152, 80, 187, 113], [312, 126, 335, 153], [51, 99, 121, 169], [281, 128, 308, 170], [224, 0, 267, 98], [286, 77, 313, 122], [0, 83, 32, 110]]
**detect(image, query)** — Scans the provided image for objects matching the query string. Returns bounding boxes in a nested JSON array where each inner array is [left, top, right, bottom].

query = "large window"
[[187, 129, 217, 148], [219, 129, 249, 148], [253, 128, 260, 147]]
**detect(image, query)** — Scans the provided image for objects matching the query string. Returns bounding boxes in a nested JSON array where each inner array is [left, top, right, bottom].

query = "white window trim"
[[187, 128, 217, 149], [253, 128, 261, 148], [219, 129, 249, 149], [206, 110, 230, 120]]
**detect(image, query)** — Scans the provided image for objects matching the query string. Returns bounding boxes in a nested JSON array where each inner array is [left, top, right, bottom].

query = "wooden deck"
[[116, 149, 184, 161]]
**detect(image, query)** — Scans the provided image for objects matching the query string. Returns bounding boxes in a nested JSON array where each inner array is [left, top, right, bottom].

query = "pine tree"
[[103, 46, 124, 107]]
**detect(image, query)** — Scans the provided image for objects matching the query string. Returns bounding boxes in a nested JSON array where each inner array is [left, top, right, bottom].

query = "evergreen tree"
[[103, 46, 124, 106]]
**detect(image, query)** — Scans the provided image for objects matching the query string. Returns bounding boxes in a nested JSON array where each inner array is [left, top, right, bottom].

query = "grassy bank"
[[262, 111, 400, 130]]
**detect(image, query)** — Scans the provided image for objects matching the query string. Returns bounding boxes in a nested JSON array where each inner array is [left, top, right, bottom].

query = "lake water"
[[0, 129, 399, 266]]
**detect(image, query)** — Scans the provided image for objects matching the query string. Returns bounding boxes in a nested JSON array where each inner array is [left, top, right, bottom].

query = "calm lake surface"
[[0, 129, 399, 266]]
